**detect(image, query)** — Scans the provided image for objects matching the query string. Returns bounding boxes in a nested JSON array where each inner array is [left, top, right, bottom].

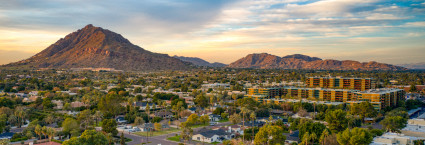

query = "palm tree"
[[45, 115, 55, 125], [250, 112, 256, 141], [93, 111, 103, 126], [319, 129, 330, 145], [14, 107, 26, 127], [209, 95, 215, 111], [302, 132, 310, 145], [47, 127, 56, 142], [42, 126, 48, 140], [240, 107, 250, 141], [35, 125, 42, 140]]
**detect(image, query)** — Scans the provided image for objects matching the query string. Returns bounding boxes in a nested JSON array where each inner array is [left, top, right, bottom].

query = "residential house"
[[257, 116, 282, 122], [139, 123, 154, 132], [371, 132, 425, 145], [192, 129, 232, 143], [154, 111, 174, 119], [188, 107, 204, 113], [228, 125, 244, 135], [133, 102, 156, 110], [283, 130, 299, 144], [115, 116, 128, 124], [71, 101, 89, 108], [239, 120, 265, 128], [401, 119, 425, 138], [209, 114, 222, 122], [23, 95, 39, 102], [52, 100, 63, 109]]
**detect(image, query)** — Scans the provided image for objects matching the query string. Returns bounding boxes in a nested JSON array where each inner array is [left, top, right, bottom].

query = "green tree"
[[35, 124, 42, 140], [62, 118, 79, 138], [298, 120, 327, 144], [337, 127, 372, 145], [194, 94, 209, 108], [221, 112, 229, 119], [187, 114, 199, 125], [350, 102, 377, 121], [154, 123, 162, 131], [102, 119, 118, 136], [380, 116, 407, 133], [254, 124, 286, 145], [325, 109, 348, 133], [45, 114, 55, 125], [42, 98, 54, 110], [120, 132, 125, 145], [229, 113, 241, 124], [46, 127, 56, 142], [63, 130, 108, 145], [0, 114, 6, 134], [98, 93, 123, 117], [410, 84, 417, 92], [180, 122, 193, 144], [63, 103, 71, 111], [213, 107, 225, 115], [199, 115, 210, 125], [134, 117, 145, 126], [77, 109, 93, 129]]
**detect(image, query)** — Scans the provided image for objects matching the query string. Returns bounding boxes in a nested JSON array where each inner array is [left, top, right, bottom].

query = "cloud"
[[0, 0, 424, 65]]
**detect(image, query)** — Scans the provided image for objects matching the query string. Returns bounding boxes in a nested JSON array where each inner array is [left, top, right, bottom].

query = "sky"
[[0, 0, 425, 65]]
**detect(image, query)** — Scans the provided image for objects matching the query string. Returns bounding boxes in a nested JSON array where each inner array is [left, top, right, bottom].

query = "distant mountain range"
[[173, 56, 226, 67], [1, 24, 409, 71], [398, 62, 425, 69], [227, 53, 406, 71], [3, 24, 190, 71]]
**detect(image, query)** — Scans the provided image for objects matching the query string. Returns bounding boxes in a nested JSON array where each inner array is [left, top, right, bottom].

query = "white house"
[[228, 125, 244, 135], [371, 132, 424, 145], [192, 129, 232, 143]]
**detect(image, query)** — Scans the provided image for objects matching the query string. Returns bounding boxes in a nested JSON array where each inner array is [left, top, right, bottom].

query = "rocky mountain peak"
[[4, 24, 190, 71]]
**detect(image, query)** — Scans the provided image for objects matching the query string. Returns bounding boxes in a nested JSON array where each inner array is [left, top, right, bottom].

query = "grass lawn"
[[218, 118, 229, 123], [134, 127, 181, 137], [190, 124, 209, 129], [167, 135, 181, 142]]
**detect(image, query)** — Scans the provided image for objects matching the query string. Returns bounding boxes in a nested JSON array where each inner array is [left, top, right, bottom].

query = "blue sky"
[[0, 0, 424, 65]]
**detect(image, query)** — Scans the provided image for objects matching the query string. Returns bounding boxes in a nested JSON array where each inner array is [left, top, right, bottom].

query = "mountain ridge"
[[173, 55, 226, 67], [3, 24, 191, 71], [228, 53, 406, 70], [398, 62, 425, 69]]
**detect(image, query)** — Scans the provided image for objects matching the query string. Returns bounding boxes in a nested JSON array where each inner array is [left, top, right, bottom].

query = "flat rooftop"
[[358, 88, 404, 94], [309, 77, 373, 79]]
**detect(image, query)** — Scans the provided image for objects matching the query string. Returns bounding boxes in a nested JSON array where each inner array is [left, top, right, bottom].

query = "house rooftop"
[[196, 129, 229, 138]]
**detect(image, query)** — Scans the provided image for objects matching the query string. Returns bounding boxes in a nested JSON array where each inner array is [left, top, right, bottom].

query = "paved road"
[[410, 107, 425, 119], [124, 121, 232, 145], [10, 127, 26, 133], [123, 132, 181, 145]]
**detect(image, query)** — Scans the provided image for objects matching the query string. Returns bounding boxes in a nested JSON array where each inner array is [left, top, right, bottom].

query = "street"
[[124, 121, 232, 145]]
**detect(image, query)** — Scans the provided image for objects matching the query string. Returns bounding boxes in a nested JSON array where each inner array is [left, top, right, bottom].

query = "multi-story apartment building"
[[347, 88, 405, 110], [246, 87, 357, 102], [246, 87, 283, 102], [247, 87, 404, 110], [306, 77, 376, 91]]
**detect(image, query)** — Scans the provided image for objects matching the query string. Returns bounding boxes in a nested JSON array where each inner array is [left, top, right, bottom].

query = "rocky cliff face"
[[4, 24, 190, 71], [228, 53, 406, 70]]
